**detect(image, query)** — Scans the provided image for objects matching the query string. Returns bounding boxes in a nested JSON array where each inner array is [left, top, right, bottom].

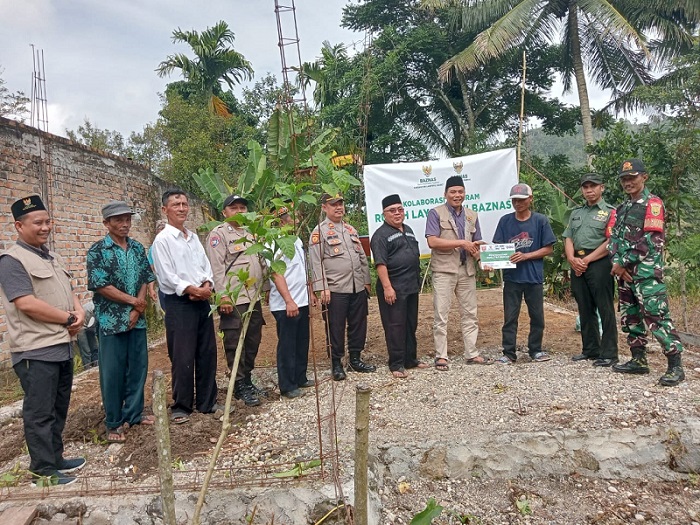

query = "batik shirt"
[[87, 235, 155, 335], [609, 187, 665, 281]]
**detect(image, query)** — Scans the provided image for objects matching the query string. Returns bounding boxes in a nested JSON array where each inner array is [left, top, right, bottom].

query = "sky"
[[0, 0, 360, 137], [0, 1, 622, 142]]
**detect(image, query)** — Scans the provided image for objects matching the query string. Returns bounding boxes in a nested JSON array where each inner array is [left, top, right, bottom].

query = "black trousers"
[[323, 291, 368, 360], [220, 301, 264, 383], [14, 358, 73, 476], [377, 287, 419, 371], [163, 294, 218, 414], [273, 306, 310, 393], [570, 257, 618, 359], [502, 281, 545, 361]]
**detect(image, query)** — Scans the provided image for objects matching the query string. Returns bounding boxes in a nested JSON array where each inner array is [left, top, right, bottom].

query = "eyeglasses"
[[383, 207, 405, 214]]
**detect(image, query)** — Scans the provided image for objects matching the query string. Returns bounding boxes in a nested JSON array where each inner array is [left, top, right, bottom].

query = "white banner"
[[364, 148, 519, 256]]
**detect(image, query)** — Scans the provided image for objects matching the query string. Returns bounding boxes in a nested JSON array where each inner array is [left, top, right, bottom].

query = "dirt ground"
[[0, 288, 698, 523]]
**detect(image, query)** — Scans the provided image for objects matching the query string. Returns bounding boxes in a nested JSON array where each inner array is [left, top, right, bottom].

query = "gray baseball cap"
[[102, 201, 134, 219]]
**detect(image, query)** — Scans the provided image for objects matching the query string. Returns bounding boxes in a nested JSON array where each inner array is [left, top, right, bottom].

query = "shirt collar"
[[163, 223, 194, 239], [103, 233, 134, 248], [17, 239, 52, 260]]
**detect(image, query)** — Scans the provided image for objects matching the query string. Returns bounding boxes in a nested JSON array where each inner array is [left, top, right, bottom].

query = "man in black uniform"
[[370, 194, 426, 378]]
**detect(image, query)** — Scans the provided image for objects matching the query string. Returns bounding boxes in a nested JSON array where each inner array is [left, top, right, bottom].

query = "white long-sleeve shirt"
[[151, 224, 213, 296]]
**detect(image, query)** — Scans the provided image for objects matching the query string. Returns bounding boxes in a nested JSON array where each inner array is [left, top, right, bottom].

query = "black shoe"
[[593, 358, 618, 367], [332, 360, 346, 381], [348, 352, 376, 373], [234, 384, 261, 407], [244, 377, 270, 399], [572, 354, 597, 361], [58, 457, 86, 474], [281, 388, 305, 399], [659, 366, 685, 387], [612, 358, 650, 375], [31, 471, 77, 487], [299, 379, 315, 388]]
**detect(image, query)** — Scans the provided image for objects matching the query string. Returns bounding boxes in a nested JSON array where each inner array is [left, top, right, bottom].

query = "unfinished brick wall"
[[0, 117, 211, 365]]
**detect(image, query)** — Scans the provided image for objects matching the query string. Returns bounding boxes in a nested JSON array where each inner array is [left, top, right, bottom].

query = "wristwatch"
[[64, 313, 77, 327]]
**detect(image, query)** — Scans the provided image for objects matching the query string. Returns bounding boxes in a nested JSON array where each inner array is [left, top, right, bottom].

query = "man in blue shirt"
[[87, 201, 156, 443], [491, 184, 556, 364]]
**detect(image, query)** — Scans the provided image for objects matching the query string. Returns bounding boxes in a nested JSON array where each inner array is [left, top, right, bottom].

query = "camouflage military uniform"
[[609, 187, 683, 356]]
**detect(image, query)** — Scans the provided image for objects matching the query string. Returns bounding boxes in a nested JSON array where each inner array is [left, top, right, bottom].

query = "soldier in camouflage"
[[608, 158, 685, 386]]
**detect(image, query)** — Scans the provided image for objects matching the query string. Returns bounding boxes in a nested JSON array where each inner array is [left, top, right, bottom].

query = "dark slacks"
[[323, 291, 368, 359], [377, 287, 419, 371], [273, 306, 310, 394], [502, 281, 545, 361], [77, 327, 98, 367], [570, 257, 618, 359], [220, 301, 264, 382], [98, 328, 148, 430], [14, 358, 73, 476], [163, 294, 218, 414]]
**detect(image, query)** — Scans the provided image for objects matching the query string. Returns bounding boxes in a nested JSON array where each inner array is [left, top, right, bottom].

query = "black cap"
[[381, 194, 402, 210], [445, 175, 464, 191], [11, 195, 47, 220], [222, 195, 248, 209], [580, 173, 604, 185], [321, 192, 343, 204], [619, 158, 646, 177]]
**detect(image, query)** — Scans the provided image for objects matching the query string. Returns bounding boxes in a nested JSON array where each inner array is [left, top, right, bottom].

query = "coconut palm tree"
[[422, 0, 699, 154], [156, 21, 253, 115]]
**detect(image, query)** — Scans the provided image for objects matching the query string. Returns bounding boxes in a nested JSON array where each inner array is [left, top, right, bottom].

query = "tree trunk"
[[568, 3, 595, 165]]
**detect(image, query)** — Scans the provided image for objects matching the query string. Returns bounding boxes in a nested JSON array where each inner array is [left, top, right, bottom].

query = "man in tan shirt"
[[309, 192, 375, 380]]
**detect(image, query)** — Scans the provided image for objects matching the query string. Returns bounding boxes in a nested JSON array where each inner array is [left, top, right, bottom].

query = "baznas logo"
[[453, 161, 463, 174], [421, 165, 432, 176]]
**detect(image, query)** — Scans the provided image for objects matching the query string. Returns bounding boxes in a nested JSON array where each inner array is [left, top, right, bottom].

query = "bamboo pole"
[[152, 370, 176, 525], [517, 51, 527, 175], [354, 384, 371, 525]]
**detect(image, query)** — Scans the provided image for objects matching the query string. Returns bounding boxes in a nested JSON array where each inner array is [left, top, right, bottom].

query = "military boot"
[[348, 351, 376, 373], [234, 381, 261, 407], [332, 359, 347, 381], [612, 347, 650, 375], [658, 353, 685, 387]]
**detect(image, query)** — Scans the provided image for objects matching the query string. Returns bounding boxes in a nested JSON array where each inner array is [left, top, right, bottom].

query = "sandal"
[[106, 427, 126, 444], [466, 356, 493, 365], [170, 411, 190, 425], [435, 358, 449, 371], [391, 368, 409, 379], [140, 414, 156, 425]]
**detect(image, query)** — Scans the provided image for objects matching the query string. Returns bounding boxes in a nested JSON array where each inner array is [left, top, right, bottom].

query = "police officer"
[[0, 195, 86, 485], [609, 159, 685, 386], [563, 173, 618, 366], [309, 192, 375, 380], [206, 195, 269, 406], [370, 194, 425, 378]]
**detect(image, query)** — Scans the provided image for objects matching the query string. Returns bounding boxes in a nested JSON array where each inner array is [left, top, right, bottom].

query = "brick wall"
[[0, 116, 210, 365]]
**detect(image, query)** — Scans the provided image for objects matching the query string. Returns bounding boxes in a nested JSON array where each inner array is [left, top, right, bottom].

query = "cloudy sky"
[[0, 0, 359, 137], [1, 1, 620, 141]]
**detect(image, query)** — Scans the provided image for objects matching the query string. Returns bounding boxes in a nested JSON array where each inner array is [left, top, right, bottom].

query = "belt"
[[576, 248, 595, 256]]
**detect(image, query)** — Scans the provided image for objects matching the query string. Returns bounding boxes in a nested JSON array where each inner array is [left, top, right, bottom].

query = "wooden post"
[[354, 384, 371, 525], [153, 370, 176, 525]]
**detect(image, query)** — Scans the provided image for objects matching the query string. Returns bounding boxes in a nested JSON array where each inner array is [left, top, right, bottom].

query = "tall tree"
[[422, 0, 699, 155], [0, 68, 29, 122], [156, 21, 254, 115]]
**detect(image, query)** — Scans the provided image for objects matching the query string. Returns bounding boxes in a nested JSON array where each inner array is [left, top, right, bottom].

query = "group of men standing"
[[0, 156, 687, 486]]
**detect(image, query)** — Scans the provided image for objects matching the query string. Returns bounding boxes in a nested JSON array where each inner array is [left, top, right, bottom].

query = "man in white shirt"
[[269, 206, 316, 398], [151, 189, 218, 423]]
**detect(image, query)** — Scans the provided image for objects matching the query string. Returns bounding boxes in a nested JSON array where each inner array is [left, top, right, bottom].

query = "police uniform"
[[309, 215, 372, 373], [205, 220, 268, 395], [563, 177, 618, 364], [609, 158, 685, 386]]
